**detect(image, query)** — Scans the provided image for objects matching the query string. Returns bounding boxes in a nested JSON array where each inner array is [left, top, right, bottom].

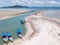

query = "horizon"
[[1, 5, 60, 8], [0, 0, 60, 7]]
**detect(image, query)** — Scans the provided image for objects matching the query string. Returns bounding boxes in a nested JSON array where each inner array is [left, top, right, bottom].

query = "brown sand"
[[0, 10, 31, 20]]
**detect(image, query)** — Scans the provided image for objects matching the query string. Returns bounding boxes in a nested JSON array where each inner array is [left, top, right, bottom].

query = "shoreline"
[[3, 15, 60, 45], [0, 10, 32, 20], [0, 16, 15, 20], [3, 10, 60, 45]]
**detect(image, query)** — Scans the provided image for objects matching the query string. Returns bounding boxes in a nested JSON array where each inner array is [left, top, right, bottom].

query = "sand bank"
[[0, 10, 31, 20], [3, 12, 60, 45]]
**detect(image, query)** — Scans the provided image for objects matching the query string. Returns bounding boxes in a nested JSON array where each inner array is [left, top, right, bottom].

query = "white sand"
[[3, 15, 60, 45]]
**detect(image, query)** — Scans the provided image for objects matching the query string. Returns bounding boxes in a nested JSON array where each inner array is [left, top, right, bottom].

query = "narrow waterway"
[[0, 10, 36, 45]]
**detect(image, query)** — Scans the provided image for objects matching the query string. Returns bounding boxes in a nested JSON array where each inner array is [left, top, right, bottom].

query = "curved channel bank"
[[0, 9, 38, 45]]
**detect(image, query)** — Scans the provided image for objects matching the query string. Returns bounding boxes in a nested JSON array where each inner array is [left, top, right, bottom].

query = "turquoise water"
[[0, 9, 36, 45]]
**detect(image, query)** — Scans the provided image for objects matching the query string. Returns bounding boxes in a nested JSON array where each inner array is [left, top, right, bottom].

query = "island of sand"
[[0, 9, 31, 20], [3, 11, 60, 45]]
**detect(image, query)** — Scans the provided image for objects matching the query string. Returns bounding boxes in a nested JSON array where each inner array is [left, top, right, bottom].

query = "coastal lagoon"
[[0, 8, 36, 45], [0, 8, 60, 45]]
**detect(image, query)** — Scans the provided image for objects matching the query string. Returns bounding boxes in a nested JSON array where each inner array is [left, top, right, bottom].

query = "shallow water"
[[0, 9, 36, 45], [0, 8, 60, 45], [42, 9, 60, 18]]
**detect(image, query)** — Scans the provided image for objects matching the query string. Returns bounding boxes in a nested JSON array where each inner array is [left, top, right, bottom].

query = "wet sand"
[[0, 10, 31, 20], [3, 10, 60, 45]]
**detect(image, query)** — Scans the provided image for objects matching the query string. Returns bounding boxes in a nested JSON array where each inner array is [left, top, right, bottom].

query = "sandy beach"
[[2, 10, 60, 45], [0, 10, 31, 20]]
